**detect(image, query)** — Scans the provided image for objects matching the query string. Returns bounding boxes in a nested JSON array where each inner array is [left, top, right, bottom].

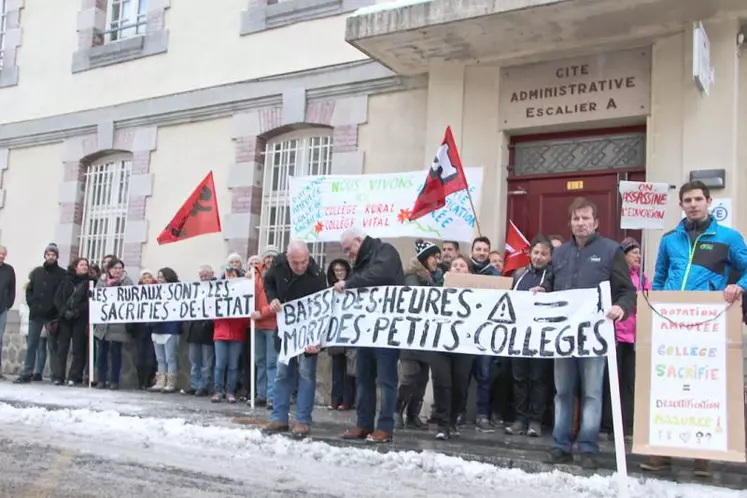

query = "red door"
[[507, 172, 643, 244]]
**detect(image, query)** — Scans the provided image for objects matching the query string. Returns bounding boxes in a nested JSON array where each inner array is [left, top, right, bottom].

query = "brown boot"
[[640, 456, 672, 471], [693, 459, 712, 478], [291, 423, 310, 438], [366, 430, 392, 443], [263, 420, 290, 433], [342, 427, 372, 440]]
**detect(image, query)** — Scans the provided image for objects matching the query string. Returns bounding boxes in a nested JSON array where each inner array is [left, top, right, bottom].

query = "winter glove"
[[64, 310, 77, 321]]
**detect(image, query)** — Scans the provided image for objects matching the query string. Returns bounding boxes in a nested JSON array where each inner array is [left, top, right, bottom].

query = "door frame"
[[506, 124, 647, 242]]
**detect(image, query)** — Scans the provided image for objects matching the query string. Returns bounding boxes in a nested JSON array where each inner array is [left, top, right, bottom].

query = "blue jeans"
[[356, 348, 399, 433], [475, 355, 492, 417], [154, 335, 180, 374], [214, 340, 243, 394], [0, 310, 6, 371], [553, 357, 606, 454], [188, 343, 214, 390], [254, 330, 278, 401], [97, 339, 122, 384], [331, 353, 355, 407], [272, 354, 318, 425], [22, 319, 47, 377]]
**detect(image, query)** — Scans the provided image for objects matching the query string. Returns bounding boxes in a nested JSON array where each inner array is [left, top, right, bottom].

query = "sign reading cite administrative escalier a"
[[498, 48, 652, 129]]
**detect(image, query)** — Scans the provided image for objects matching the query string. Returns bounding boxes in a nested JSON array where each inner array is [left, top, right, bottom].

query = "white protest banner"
[[288, 167, 483, 243], [89, 278, 255, 324], [276, 282, 614, 363], [619, 181, 669, 229], [647, 302, 729, 451]]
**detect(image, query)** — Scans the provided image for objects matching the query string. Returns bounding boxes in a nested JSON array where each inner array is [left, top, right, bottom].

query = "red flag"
[[157, 171, 222, 245], [409, 126, 469, 221], [503, 220, 530, 275]]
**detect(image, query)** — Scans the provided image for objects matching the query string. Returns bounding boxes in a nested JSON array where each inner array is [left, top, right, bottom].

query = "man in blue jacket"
[[641, 180, 747, 477]]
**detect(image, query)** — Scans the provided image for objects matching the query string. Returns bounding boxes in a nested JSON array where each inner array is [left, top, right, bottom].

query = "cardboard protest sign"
[[633, 292, 746, 462], [288, 167, 483, 243], [618, 181, 669, 230], [89, 278, 255, 324], [277, 282, 615, 364], [443, 272, 513, 290]]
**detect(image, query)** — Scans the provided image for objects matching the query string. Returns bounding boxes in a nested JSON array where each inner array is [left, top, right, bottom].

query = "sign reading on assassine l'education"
[[276, 282, 615, 363], [89, 278, 255, 324]]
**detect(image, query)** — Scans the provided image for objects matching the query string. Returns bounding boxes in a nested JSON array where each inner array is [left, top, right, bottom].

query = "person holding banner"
[[395, 239, 444, 431], [263, 240, 327, 438], [640, 181, 747, 477], [506, 236, 554, 438], [337, 228, 404, 444], [212, 266, 251, 404], [249, 255, 280, 409], [325, 258, 355, 412], [547, 198, 636, 470], [51, 257, 92, 387], [150, 267, 183, 393], [93, 258, 135, 391], [182, 265, 216, 397], [430, 255, 475, 440]]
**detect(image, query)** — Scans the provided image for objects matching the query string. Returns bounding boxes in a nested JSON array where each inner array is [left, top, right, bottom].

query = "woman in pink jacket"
[[607, 237, 650, 438]]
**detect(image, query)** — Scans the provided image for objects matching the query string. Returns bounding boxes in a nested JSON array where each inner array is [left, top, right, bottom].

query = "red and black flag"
[[409, 126, 469, 221], [156, 171, 222, 245]]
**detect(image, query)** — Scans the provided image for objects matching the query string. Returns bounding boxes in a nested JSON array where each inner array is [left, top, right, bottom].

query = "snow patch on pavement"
[[0, 402, 742, 498]]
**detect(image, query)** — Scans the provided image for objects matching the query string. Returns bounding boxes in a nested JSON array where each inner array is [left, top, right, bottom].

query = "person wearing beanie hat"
[[598, 236, 649, 443], [227, 253, 243, 269], [394, 239, 443, 432], [14, 243, 66, 384], [261, 245, 280, 268]]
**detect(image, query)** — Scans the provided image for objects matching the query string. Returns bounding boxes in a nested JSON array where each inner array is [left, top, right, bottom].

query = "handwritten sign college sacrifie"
[[89, 278, 255, 324], [618, 181, 669, 230], [648, 302, 729, 451], [276, 282, 615, 363], [288, 168, 483, 243]]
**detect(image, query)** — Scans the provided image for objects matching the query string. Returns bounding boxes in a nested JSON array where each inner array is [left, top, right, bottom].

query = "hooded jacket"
[[213, 316, 252, 342], [615, 266, 651, 344], [346, 237, 404, 289], [654, 216, 747, 292], [54, 268, 91, 322], [26, 260, 66, 320], [511, 264, 554, 292]]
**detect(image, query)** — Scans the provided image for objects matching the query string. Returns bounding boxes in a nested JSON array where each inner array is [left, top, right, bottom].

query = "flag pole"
[[464, 187, 482, 236], [249, 267, 256, 410]]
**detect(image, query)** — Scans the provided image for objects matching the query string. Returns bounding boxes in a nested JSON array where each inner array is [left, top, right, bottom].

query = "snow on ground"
[[0, 399, 744, 498], [351, 0, 431, 17]]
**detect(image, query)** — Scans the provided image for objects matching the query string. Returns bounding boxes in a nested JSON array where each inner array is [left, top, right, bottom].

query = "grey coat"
[[93, 275, 134, 343]]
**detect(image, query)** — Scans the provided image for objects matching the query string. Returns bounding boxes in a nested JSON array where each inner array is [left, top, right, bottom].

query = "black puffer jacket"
[[54, 269, 91, 322], [346, 236, 404, 289], [26, 261, 66, 320], [263, 253, 327, 304]]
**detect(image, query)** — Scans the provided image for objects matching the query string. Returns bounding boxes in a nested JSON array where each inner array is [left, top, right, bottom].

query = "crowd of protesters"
[[1, 180, 746, 478]]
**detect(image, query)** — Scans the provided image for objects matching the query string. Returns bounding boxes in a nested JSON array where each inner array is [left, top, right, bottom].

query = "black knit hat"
[[415, 239, 440, 265], [620, 237, 640, 254]]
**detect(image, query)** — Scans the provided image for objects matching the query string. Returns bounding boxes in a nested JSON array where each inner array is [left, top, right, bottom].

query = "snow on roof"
[[350, 0, 432, 17]]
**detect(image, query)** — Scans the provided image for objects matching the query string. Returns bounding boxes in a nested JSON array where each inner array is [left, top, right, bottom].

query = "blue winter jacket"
[[653, 217, 747, 292]]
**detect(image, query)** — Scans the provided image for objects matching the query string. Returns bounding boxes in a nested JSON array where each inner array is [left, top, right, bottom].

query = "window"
[[79, 155, 132, 264], [259, 131, 333, 267], [0, 0, 7, 71], [105, 0, 147, 43]]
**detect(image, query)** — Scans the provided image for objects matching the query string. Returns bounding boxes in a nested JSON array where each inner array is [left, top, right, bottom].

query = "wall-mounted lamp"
[[689, 169, 726, 189]]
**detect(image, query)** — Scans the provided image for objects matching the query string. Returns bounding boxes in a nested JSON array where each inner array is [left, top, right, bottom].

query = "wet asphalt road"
[[0, 438, 321, 498]]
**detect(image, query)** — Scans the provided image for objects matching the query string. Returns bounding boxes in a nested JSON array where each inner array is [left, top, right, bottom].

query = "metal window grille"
[[0, 0, 7, 71], [79, 156, 132, 265], [259, 133, 333, 267], [105, 0, 147, 43]]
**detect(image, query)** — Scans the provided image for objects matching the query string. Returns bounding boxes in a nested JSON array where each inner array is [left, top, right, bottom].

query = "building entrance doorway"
[[507, 126, 646, 244]]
